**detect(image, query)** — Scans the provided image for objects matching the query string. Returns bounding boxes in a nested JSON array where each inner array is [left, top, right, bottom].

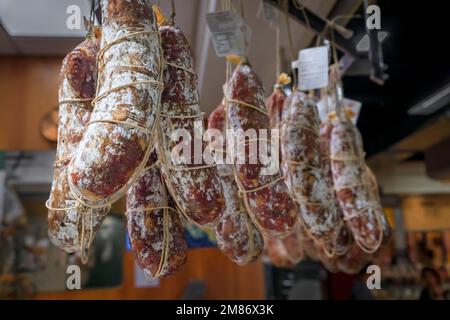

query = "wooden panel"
[[0, 56, 61, 151], [34, 248, 265, 300]]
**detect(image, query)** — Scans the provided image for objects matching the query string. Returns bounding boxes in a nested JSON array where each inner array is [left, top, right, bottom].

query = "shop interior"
[[0, 0, 449, 300]]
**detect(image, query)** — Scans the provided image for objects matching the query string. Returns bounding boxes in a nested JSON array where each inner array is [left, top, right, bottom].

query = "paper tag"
[[298, 46, 329, 91], [206, 11, 249, 57]]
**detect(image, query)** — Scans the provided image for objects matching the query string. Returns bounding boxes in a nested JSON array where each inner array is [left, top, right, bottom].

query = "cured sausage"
[[69, 0, 163, 205], [157, 23, 224, 226], [267, 85, 286, 130], [208, 102, 263, 265], [126, 151, 187, 278], [47, 28, 109, 260], [225, 63, 298, 236], [280, 91, 339, 245], [330, 119, 383, 253]]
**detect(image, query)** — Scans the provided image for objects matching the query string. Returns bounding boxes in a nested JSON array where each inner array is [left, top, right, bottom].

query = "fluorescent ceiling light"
[[408, 83, 450, 115], [0, 0, 92, 37]]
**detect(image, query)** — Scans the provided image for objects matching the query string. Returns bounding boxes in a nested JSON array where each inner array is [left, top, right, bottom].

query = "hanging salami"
[[68, 0, 163, 205], [319, 117, 351, 256], [208, 102, 263, 265], [365, 164, 392, 242], [225, 63, 298, 236], [47, 27, 110, 261], [126, 151, 187, 278], [280, 91, 339, 247], [157, 22, 224, 227], [330, 118, 383, 253]]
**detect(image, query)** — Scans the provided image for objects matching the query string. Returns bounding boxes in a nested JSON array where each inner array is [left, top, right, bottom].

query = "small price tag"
[[298, 46, 329, 91], [206, 11, 250, 57]]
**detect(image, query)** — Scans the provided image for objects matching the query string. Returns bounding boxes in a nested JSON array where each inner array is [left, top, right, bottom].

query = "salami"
[[264, 237, 295, 268], [208, 102, 263, 265], [280, 91, 339, 246], [68, 0, 163, 205], [47, 28, 110, 260], [225, 63, 298, 236], [157, 23, 224, 226], [330, 119, 383, 253], [126, 151, 187, 278], [336, 242, 370, 274]]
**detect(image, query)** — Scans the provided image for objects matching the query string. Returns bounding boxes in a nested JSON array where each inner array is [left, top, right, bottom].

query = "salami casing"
[[126, 151, 187, 278], [330, 119, 383, 253], [336, 242, 370, 274], [157, 23, 224, 226], [47, 29, 110, 259], [281, 92, 338, 245], [69, 0, 163, 205], [225, 64, 298, 236], [208, 102, 263, 265]]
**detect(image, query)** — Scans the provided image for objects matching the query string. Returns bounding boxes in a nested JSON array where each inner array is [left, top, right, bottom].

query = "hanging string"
[[275, 23, 281, 79]]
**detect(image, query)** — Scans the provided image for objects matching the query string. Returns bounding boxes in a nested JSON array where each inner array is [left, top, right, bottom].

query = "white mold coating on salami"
[[68, 0, 163, 204]]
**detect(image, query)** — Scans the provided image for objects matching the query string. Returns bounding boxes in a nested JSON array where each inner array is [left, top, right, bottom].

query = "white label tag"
[[206, 11, 249, 57], [298, 46, 329, 90]]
